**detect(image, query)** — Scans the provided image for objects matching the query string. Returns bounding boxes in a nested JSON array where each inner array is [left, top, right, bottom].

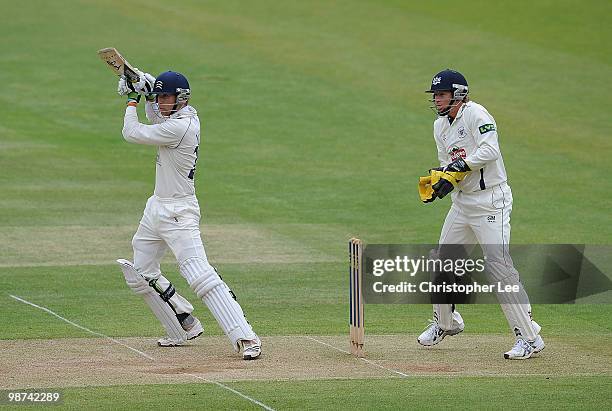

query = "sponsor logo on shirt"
[[449, 146, 466, 161], [458, 126, 466, 138], [478, 123, 496, 134]]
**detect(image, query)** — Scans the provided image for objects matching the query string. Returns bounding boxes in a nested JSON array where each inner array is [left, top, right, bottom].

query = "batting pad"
[[185, 258, 256, 351], [117, 259, 187, 343]]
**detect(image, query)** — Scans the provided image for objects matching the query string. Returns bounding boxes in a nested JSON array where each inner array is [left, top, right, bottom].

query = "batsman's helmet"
[[426, 69, 469, 116], [151, 71, 191, 103]]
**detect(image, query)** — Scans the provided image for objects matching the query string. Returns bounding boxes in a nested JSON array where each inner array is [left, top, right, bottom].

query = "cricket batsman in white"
[[114, 70, 261, 360], [417, 69, 545, 359]]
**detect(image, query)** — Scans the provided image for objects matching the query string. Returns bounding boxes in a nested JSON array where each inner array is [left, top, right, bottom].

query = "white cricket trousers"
[[131, 195, 257, 348], [133, 195, 207, 280], [131, 195, 207, 315], [435, 182, 538, 341]]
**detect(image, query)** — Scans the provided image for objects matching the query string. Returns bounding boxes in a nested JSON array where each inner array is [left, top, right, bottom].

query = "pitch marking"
[[9, 294, 275, 411], [305, 336, 409, 378]]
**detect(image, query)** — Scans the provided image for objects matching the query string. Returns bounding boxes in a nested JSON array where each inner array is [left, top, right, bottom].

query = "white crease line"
[[305, 336, 409, 378], [0, 256, 340, 268], [9, 294, 154, 360], [9, 294, 275, 411], [185, 373, 275, 411]]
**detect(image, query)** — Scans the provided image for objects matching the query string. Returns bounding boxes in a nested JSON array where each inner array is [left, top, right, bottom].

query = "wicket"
[[349, 238, 365, 357]]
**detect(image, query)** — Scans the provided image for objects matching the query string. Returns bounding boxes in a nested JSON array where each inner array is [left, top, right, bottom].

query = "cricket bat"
[[97, 47, 140, 83]]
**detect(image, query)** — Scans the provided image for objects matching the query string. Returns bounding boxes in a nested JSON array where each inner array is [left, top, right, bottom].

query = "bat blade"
[[97, 47, 140, 83]]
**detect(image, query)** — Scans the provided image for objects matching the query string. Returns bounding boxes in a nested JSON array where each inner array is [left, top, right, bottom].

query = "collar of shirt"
[[170, 105, 197, 119], [447, 101, 469, 124]]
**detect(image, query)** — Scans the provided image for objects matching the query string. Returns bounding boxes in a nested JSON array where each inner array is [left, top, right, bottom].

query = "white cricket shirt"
[[122, 103, 200, 198], [433, 101, 508, 193]]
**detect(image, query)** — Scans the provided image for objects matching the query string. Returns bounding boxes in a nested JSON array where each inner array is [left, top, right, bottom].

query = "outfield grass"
[[1, 265, 611, 340], [1, 0, 611, 409], [3, 377, 610, 410]]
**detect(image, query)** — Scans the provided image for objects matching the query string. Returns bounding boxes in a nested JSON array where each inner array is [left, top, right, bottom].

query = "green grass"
[[2, 0, 611, 239], [1, 265, 611, 340], [1, 0, 611, 409], [3, 378, 611, 410]]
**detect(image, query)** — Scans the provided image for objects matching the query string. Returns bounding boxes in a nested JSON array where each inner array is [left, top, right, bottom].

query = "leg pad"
[[117, 259, 186, 344], [185, 258, 256, 351]]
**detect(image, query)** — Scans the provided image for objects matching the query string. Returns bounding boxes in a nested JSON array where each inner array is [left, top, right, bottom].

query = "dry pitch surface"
[[2, 333, 610, 390]]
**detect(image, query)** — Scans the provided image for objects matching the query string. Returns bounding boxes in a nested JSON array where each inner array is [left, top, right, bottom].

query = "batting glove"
[[117, 69, 154, 96], [142, 72, 156, 101], [117, 77, 130, 96], [126, 91, 141, 106]]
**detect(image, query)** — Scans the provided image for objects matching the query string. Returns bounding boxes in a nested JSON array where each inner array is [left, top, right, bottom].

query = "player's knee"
[[486, 260, 520, 284], [131, 233, 142, 250], [181, 257, 220, 289], [120, 260, 150, 295], [190, 274, 224, 299], [131, 262, 160, 283]]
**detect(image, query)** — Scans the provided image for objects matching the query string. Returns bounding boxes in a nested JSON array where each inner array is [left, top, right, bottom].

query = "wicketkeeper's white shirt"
[[122, 103, 200, 198], [433, 101, 507, 193]]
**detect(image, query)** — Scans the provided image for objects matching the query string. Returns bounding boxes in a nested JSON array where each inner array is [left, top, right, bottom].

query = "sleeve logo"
[[478, 123, 496, 134]]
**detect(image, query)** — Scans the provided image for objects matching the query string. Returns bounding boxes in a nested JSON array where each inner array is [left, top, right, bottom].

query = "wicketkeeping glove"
[[431, 158, 471, 199], [418, 175, 436, 203]]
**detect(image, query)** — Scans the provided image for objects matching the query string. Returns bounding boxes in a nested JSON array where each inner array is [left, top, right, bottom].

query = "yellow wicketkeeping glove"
[[431, 158, 472, 199], [418, 175, 436, 203], [430, 169, 465, 186]]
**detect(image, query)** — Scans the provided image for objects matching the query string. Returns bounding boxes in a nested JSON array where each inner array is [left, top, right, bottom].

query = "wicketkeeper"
[[417, 69, 544, 359], [114, 69, 261, 360]]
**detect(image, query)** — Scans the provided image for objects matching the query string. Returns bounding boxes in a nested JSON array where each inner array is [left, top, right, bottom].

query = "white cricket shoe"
[[157, 336, 186, 347], [531, 335, 545, 355], [241, 336, 262, 360], [184, 317, 204, 340], [504, 335, 545, 360], [157, 315, 203, 346], [417, 317, 464, 346]]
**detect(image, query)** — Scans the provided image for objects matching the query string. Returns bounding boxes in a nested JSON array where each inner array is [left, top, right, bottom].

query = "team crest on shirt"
[[457, 126, 466, 138], [449, 146, 466, 161]]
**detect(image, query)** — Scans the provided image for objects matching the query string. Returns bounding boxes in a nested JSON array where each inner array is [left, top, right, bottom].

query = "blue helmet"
[[152, 71, 191, 103], [426, 69, 469, 116]]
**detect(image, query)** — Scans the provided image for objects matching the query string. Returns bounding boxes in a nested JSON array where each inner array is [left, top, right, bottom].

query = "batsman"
[[112, 67, 261, 360], [417, 69, 544, 359]]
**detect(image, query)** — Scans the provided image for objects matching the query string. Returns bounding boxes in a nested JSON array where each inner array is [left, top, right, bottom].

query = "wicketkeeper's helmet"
[[426, 69, 469, 116], [151, 71, 191, 103]]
